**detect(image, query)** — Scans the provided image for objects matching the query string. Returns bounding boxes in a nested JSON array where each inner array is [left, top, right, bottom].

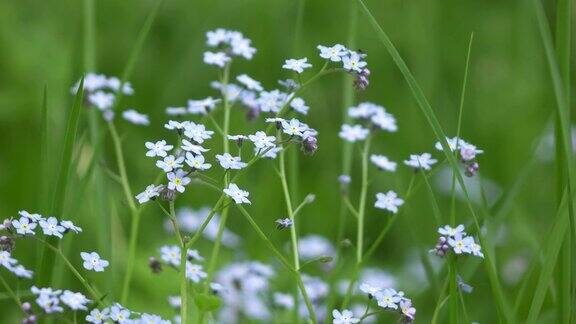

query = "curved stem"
[[0, 274, 24, 313]]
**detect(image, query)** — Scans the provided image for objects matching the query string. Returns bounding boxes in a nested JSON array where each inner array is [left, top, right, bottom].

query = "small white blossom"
[[282, 58, 312, 74], [122, 109, 149, 126], [438, 224, 465, 237], [185, 152, 212, 170], [317, 44, 348, 62], [39, 217, 65, 238], [375, 191, 404, 214], [0, 251, 17, 268], [110, 304, 131, 322], [332, 309, 360, 324], [88, 91, 115, 110], [164, 120, 188, 131], [290, 97, 309, 115], [203, 51, 230, 68], [339, 124, 369, 142], [160, 245, 181, 266], [460, 143, 484, 161], [342, 52, 367, 72], [186, 262, 208, 283], [183, 122, 214, 144], [216, 153, 247, 170], [400, 299, 416, 320], [167, 169, 191, 193], [60, 290, 90, 310], [249, 131, 275, 149], [12, 217, 37, 235], [273, 292, 294, 309], [370, 155, 397, 172], [156, 155, 184, 173], [181, 139, 209, 155], [375, 288, 401, 309], [81, 252, 109, 272], [136, 184, 161, 204], [61, 220, 82, 233], [470, 240, 484, 258], [165, 107, 188, 116], [448, 233, 473, 254], [257, 145, 282, 159], [404, 153, 437, 170], [19, 210, 44, 222], [371, 111, 397, 132], [223, 183, 251, 204], [8, 264, 33, 278], [281, 118, 308, 137], [359, 282, 382, 297], [188, 97, 221, 114], [237, 74, 263, 91], [145, 140, 173, 158], [86, 308, 110, 324]]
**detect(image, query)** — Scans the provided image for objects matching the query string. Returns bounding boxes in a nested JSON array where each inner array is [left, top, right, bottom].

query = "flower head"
[[332, 309, 360, 324], [216, 153, 247, 170], [404, 153, 437, 170], [317, 44, 348, 62], [370, 155, 397, 172], [375, 191, 404, 214], [185, 152, 212, 170], [282, 58, 312, 74], [136, 184, 161, 204], [339, 124, 369, 142], [156, 155, 184, 173], [39, 217, 65, 238], [81, 252, 109, 272], [167, 169, 191, 193], [223, 183, 251, 204], [145, 140, 173, 158], [12, 217, 37, 235]]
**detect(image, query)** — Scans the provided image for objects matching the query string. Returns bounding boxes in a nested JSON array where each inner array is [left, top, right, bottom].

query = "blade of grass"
[[37, 77, 85, 285], [355, 1, 512, 321], [40, 85, 50, 212]]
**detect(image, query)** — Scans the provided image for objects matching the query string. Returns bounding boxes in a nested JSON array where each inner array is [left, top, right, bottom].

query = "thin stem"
[[356, 135, 372, 263], [449, 256, 458, 324], [167, 201, 188, 324], [0, 274, 24, 312], [236, 205, 317, 323], [279, 141, 300, 269]]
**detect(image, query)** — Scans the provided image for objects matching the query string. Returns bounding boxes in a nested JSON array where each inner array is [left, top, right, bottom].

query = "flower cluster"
[[153, 245, 207, 283], [432, 224, 484, 258], [435, 136, 483, 176], [204, 28, 256, 67], [357, 283, 416, 323], [317, 44, 370, 90], [86, 303, 171, 324], [71, 73, 149, 125]]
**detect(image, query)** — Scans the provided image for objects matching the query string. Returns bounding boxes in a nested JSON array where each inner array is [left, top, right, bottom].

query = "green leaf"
[[37, 77, 85, 285], [194, 293, 222, 312]]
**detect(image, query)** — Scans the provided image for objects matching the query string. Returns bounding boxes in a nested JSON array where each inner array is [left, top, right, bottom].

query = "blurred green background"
[[0, 0, 572, 322]]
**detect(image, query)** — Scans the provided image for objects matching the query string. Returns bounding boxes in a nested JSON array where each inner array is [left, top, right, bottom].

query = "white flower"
[[206, 28, 228, 47], [156, 155, 184, 172], [339, 124, 369, 142], [88, 91, 115, 110], [165, 107, 188, 116], [122, 109, 149, 126], [0, 251, 17, 268], [203, 51, 230, 67], [438, 224, 465, 237], [265, 117, 285, 123], [19, 210, 44, 222], [8, 264, 33, 278], [237, 74, 263, 91], [404, 153, 437, 170], [273, 293, 294, 309], [370, 155, 397, 172], [61, 220, 82, 233], [36, 294, 63, 313], [216, 153, 247, 170], [185, 152, 212, 170], [186, 262, 208, 283], [164, 120, 188, 131], [145, 140, 173, 158], [135, 184, 161, 204], [249, 131, 275, 149], [167, 169, 191, 193], [375, 191, 404, 214], [188, 97, 221, 114], [371, 111, 397, 132], [400, 299, 416, 320], [375, 288, 401, 309], [160, 245, 181, 266], [317, 44, 348, 62], [290, 97, 309, 115], [342, 52, 367, 72], [228, 134, 248, 142], [12, 217, 37, 235], [110, 304, 131, 322], [282, 58, 312, 73], [181, 139, 209, 155], [281, 118, 308, 137], [257, 145, 282, 159], [60, 290, 90, 310], [183, 122, 214, 144], [459, 143, 484, 161], [434, 136, 463, 152], [359, 282, 382, 297], [348, 102, 382, 119], [187, 249, 204, 261], [258, 90, 286, 113], [332, 309, 360, 324], [81, 252, 109, 272], [39, 217, 65, 238], [448, 233, 473, 254], [470, 240, 484, 258], [223, 183, 251, 204], [86, 308, 110, 324]]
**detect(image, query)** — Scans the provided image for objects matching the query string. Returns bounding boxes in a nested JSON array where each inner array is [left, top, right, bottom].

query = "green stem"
[[236, 205, 317, 323], [0, 274, 24, 312], [449, 256, 458, 324], [169, 201, 188, 324], [356, 135, 372, 263], [108, 122, 141, 304]]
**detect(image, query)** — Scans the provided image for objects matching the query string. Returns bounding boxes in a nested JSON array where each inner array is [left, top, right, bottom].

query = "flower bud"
[[301, 136, 318, 155], [148, 257, 162, 274]]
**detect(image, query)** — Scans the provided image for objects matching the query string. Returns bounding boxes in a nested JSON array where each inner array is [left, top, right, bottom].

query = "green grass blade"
[[40, 85, 50, 212], [37, 77, 85, 285], [526, 191, 571, 323], [356, 0, 512, 321]]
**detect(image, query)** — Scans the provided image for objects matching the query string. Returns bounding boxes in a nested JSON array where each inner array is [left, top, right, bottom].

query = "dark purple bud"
[[148, 257, 162, 274], [301, 136, 318, 155], [3, 219, 12, 230], [246, 107, 260, 122], [465, 162, 480, 177], [160, 187, 176, 201], [22, 302, 32, 313]]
